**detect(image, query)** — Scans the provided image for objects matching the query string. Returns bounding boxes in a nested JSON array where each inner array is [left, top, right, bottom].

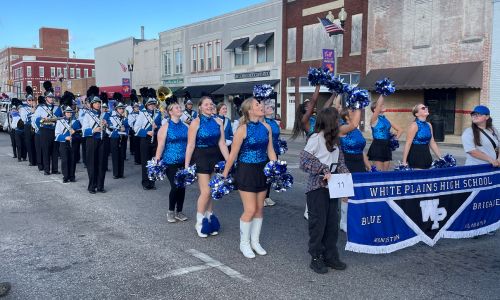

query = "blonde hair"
[[167, 103, 179, 117], [239, 97, 256, 126], [412, 104, 422, 117]]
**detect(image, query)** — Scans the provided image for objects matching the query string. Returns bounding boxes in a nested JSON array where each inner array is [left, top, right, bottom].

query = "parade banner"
[[346, 164, 500, 254], [322, 49, 335, 73]]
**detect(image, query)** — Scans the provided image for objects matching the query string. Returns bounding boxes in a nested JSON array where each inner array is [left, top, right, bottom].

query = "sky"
[[0, 0, 265, 59]]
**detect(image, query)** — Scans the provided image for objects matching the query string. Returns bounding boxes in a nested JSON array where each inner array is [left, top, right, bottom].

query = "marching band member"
[[82, 94, 110, 194], [299, 107, 348, 274], [101, 100, 111, 172], [181, 99, 198, 125], [185, 96, 229, 238], [32, 96, 45, 171], [78, 98, 90, 168], [263, 100, 280, 207], [3, 101, 17, 158], [155, 102, 189, 223], [134, 97, 162, 190], [128, 103, 141, 165], [11, 102, 27, 162], [215, 103, 233, 151], [55, 107, 81, 183], [109, 102, 130, 179], [402, 104, 442, 169], [34, 87, 62, 175], [367, 95, 402, 171], [222, 98, 276, 258], [21, 88, 37, 166]]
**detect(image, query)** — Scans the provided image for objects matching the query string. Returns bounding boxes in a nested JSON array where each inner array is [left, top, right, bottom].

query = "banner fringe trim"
[[345, 236, 421, 254], [442, 221, 500, 239]]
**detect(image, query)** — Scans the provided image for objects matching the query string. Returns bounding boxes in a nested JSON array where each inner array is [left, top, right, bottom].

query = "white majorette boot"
[[195, 212, 208, 238], [250, 218, 267, 255], [240, 220, 255, 258]]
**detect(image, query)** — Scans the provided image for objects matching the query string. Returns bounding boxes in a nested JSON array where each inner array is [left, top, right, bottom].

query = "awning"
[[249, 33, 274, 47], [174, 84, 224, 98], [225, 38, 249, 51], [212, 80, 280, 95], [358, 62, 483, 90]]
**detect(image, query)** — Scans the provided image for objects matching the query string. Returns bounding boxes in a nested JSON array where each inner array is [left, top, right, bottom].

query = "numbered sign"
[[328, 173, 355, 198]]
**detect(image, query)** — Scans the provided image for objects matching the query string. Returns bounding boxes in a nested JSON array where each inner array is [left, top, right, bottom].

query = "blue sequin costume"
[[340, 120, 366, 155], [307, 115, 316, 137], [196, 114, 221, 148], [371, 115, 391, 140], [265, 117, 280, 155], [162, 119, 188, 164], [238, 121, 269, 163], [413, 119, 432, 145]]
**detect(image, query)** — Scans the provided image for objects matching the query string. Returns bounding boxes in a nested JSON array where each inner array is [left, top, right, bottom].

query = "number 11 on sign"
[[328, 173, 355, 198]]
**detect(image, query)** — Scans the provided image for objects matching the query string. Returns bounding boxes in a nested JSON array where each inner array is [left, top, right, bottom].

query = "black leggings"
[[166, 163, 186, 212]]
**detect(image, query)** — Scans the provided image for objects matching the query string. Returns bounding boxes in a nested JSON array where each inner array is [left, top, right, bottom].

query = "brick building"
[[10, 56, 95, 97], [282, 0, 368, 129], [359, 0, 493, 137], [0, 28, 70, 96]]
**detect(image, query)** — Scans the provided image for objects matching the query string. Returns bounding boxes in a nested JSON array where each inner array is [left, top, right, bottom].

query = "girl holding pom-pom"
[[222, 98, 277, 259], [185, 96, 229, 238], [155, 102, 189, 224], [402, 104, 442, 169], [299, 107, 349, 274], [263, 100, 281, 207], [367, 95, 403, 171]]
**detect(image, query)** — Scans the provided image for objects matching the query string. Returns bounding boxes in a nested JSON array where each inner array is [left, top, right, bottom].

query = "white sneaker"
[[264, 198, 276, 207], [195, 223, 208, 238], [167, 211, 176, 223], [304, 209, 309, 220]]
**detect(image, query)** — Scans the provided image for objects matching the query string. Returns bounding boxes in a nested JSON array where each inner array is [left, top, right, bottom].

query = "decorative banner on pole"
[[322, 49, 335, 73], [122, 78, 131, 96], [346, 165, 499, 254]]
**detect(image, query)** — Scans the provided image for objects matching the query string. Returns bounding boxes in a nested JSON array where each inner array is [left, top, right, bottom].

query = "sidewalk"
[[280, 129, 463, 148]]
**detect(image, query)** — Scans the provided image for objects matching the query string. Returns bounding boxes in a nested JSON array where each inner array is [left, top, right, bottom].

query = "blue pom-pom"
[[278, 138, 288, 155], [389, 134, 399, 151], [375, 78, 396, 96], [213, 160, 237, 176], [209, 173, 236, 200], [174, 164, 197, 188], [146, 158, 167, 181], [343, 84, 353, 95], [307, 67, 329, 86], [253, 84, 273, 101], [325, 75, 345, 94], [264, 160, 293, 192], [346, 87, 370, 110], [394, 162, 412, 171], [431, 154, 457, 169], [371, 166, 379, 172], [209, 214, 220, 232], [201, 217, 211, 235]]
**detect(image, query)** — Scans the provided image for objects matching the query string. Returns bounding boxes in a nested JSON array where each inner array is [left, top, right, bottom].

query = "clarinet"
[[151, 109, 157, 143]]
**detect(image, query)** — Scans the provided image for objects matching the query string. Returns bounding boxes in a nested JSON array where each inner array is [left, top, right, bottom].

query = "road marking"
[[153, 249, 250, 282]]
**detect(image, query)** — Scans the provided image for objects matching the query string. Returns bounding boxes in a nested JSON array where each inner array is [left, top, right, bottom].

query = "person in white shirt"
[[462, 105, 499, 167]]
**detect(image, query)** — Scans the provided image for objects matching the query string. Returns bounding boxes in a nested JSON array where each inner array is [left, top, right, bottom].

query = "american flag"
[[118, 61, 128, 72], [318, 17, 344, 36]]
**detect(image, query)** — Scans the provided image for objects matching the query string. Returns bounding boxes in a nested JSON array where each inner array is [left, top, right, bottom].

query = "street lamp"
[[338, 7, 348, 28], [58, 73, 65, 97], [127, 58, 134, 92]]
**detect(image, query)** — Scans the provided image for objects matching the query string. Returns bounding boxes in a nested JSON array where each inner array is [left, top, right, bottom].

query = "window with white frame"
[[350, 14, 363, 55], [207, 43, 213, 70], [40, 81, 44, 92], [76, 68, 81, 78], [27, 80, 32, 88], [70, 68, 75, 78], [302, 23, 343, 60], [175, 49, 183, 74], [338, 72, 360, 85], [192, 46, 197, 72], [92, 69, 95, 77], [216, 41, 221, 69], [234, 40, 249, 66], [84, 69, 88, 78], [257, 35, 274, 63], [64, 68, 68, 79], [57, 67, 62, 76], [50, 67, 55, 78], [39, 66, 45, 77], [26, 66, 32, 77], [163, 51, 172, 75], [287, 27, 297, 62], [199, 45, 205, 71]]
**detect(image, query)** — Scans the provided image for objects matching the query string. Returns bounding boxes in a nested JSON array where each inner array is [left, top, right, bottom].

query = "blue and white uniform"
[[191, 114, 223, 174], [34, 103, 62, 174], [109, 111, 130, 178], [55, 116, 82, 182]]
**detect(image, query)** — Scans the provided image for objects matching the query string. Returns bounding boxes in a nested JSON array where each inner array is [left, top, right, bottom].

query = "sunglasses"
[[471, 113, 485, 117], [420, 106, 428, 110]]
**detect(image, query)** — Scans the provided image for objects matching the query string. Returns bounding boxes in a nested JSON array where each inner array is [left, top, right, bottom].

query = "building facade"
[[159, 0, 282, 119], [95, 37, 143, 98], [10, 56, 95, 98], [0, 27, 70, 96], [491, 0, 500, 130], [361, 0, 493, 137], [133, 39, 161, 90], [282, 0, 368, 129]]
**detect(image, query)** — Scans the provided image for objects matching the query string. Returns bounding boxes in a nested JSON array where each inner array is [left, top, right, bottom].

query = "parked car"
[[0, 100, 12, 132]]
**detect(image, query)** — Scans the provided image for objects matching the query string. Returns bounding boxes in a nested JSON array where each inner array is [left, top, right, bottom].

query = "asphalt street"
[[0, 132, 499, 299]]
